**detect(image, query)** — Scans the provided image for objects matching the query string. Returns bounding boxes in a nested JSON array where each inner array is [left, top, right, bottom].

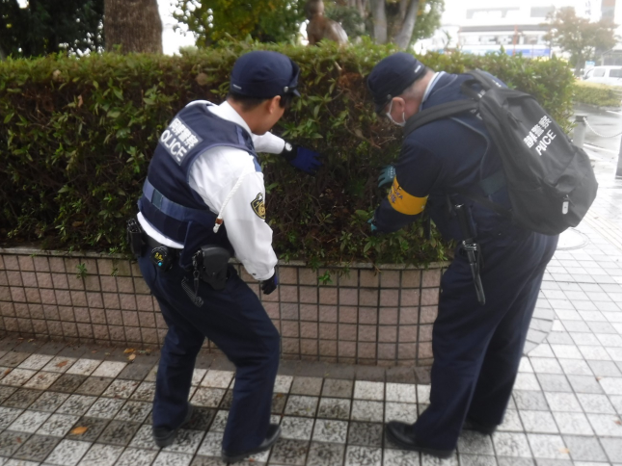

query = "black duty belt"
[[144, 234, 182, 271]]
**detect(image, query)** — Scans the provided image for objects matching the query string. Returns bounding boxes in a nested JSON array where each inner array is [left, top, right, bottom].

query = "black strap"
[[403, 99, 478, 137], [454, 188, 512, 220]]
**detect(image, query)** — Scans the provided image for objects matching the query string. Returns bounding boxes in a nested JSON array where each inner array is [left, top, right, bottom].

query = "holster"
[[194, 246, 231, 291], [126, 218, 146, 256]]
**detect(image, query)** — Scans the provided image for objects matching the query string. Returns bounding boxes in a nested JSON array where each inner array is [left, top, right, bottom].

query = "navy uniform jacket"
[[374, 73, 522, 245]]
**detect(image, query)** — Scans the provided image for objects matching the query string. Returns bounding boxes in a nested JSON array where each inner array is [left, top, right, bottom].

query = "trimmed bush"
[[0, 41, 575, 266], [573, 81, 622, 108]]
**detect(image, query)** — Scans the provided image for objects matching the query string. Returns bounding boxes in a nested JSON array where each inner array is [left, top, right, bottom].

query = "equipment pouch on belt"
[[126, 218, 146, 256], [193, 246, 231, 291]]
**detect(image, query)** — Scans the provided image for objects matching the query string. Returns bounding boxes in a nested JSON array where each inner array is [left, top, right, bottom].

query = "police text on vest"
[[160, 118, 201, 164]]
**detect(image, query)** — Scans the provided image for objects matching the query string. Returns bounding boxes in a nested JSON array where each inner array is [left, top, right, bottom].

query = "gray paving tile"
[[513, 391, 550, 411], [536, 375, 572, 393], [496, 458, 535, 466], [269, 438, 309, 465], [96, 420, 141, 446], [291, 376, 323, 396], [65, 416, 110, 442], [44, 439, 91, 466], [13, 434, 61, 462], [312, 419, 348, 444], [322, 379, 354, 399], [457, 430, 495, 455], [74, 376, 113, 396], [29, 391, 70, 413], [347, 421, 383, 448], [306, 441, 345, 466], [519, 411, 558, 434], [576, 393, 617, 414], [492, 432, 532, 458], [48, 373, 86, 393], [459, 454, 497, 466], [345, 445, 381, 466], [76, 443, 124, 466], [586, 413, 622, 436], [2, 388, 42, 409], [115, 447, 159, 466], [562, 435, 608, 462], [153, 451, 193, 466], [551, 412, 594, 435], [543, 392, 582, 412], [526, 434, 569, 460], [284, 395, 319, 417], [0, 430, 31, 457], [37, 413, 80, 437], [601, 437, 622, 463], [280, 416, 314, 440], [567, 375, 604, 394]]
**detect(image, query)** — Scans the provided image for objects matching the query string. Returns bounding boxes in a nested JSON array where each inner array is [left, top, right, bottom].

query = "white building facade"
[[418, 0, 616, 60]]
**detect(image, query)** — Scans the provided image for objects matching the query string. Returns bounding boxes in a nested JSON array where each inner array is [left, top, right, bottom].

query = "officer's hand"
[[261, 272, 279, 295], [378, 165, 396, 188], [281, 143, 322, 174], [368, 218, 378, 234]]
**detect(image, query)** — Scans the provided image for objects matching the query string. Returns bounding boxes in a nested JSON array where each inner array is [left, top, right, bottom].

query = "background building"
[[417, 0, 619, 63]]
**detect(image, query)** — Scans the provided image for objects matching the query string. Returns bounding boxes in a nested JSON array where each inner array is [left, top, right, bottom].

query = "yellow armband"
[[387, 178, 428, 215]]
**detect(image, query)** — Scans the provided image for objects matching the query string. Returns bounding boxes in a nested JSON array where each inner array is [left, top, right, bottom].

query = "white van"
[[583, 66, 622, 86]]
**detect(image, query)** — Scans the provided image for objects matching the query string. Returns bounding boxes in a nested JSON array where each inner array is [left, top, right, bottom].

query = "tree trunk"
[[371, 0, 387, 44], [393, 0, 419, 49], [104, 0, 162, 53]]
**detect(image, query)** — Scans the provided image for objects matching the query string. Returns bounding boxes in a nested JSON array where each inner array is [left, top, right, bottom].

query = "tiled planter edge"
[[0, 247, 449, 367]]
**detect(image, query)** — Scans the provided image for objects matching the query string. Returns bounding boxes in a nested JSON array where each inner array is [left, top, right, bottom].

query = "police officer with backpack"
[[367, 53, 559, 458], [129, 51, 320, 463]]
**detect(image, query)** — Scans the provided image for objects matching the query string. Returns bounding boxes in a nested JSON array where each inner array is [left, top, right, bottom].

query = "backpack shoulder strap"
[[465, 69, 499, 90], [403, 99, 478, 138]]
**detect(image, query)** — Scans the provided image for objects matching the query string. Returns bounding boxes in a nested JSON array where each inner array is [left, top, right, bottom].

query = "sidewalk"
[[1, 156, 622, 465]]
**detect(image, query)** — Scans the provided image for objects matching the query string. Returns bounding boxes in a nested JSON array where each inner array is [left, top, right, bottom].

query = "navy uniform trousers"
[[138, 256, 281, 453], [412, 229, 558, 450]]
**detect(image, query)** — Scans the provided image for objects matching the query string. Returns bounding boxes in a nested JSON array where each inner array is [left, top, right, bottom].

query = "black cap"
[[230, 51, 301, 99], [367, 52, 427, 114]]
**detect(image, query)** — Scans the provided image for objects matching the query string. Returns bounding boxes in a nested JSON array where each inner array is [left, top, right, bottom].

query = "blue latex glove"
[[378, 165, 396, 188], [368, 218, 378, 234], [281, 144, 322, 174], [261, 272, 279, 295]]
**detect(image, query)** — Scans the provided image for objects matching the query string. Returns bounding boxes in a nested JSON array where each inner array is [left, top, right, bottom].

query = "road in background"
[[574, 103, 622, 184]]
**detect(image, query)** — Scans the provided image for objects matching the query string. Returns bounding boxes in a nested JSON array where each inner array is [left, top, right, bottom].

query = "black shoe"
[[385, 421, 454, 459], [152, 403, 195, 448], [221, 423, 281, 463], [463, 417, 497, 435]]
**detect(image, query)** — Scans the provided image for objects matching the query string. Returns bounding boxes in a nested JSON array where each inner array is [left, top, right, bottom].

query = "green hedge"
[[573, 81, 622, 107], [0, 41, 575, 266]]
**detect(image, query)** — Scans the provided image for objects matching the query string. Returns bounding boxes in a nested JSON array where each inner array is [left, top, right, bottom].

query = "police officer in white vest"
[[131, 51, 320, 463]]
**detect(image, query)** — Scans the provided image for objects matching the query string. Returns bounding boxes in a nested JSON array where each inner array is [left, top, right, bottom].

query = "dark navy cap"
[[367, 52, 427, 114], [230, 51, 301, 99]]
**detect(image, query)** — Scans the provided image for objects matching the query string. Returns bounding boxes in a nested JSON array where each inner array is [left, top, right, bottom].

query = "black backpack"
[[404, 70, 598, 236]]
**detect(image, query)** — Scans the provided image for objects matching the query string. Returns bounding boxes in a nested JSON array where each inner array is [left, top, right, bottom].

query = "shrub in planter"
[[0, 41, 575, 267], [573, 81, 622, 108]]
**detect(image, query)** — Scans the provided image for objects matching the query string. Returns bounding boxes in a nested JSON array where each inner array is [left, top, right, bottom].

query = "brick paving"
[[0, 159, 622, 464]]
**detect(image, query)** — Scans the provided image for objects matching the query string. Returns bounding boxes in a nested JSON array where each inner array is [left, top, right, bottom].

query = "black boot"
[[385, 421, 454, 459]]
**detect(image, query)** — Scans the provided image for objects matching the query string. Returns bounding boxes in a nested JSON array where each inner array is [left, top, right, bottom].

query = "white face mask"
[[385, 99, 405, 127]]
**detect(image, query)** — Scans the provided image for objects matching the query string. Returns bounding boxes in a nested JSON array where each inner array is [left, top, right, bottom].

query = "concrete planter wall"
[[0, 248, 448, 367]]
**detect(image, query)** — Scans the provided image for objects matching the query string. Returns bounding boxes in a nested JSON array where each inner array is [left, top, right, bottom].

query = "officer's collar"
[[419, 71, 446, 111], [208, 101, 253, 136]]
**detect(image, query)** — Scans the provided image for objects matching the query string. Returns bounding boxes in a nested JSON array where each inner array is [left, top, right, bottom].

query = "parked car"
[[582, 66, 622, 86]]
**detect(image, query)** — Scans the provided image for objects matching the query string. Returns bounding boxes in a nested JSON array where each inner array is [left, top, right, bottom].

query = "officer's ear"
[[266, 95, 282, 115]]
